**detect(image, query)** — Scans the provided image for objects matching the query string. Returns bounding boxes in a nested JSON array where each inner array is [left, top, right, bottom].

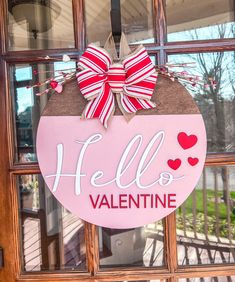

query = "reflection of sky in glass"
[[54, 61, 76, 77], [135, 22, 234, 45], [133, 37, 155, 44], [150, 55, 156, 65], [168, 22, 234, 42], [17, 87, 33, 114], [15, 66, 32, 81], [15, 65, 33, 114]]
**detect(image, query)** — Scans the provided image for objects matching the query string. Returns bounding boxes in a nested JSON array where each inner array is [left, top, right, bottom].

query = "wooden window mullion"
[[164, 213, 178, 273], [72, 0, 85, 51], [154, 0, 167, 62], [74, 0, 101, 275], [0, 0, 8, 54], [155, 0, 178, 274], [0, 2, 21, 280], [84, 223, 99, 274]]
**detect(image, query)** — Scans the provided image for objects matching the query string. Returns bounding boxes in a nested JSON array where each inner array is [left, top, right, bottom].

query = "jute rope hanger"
[[103, 32, 148, 64], [104, 32, 131, 61]]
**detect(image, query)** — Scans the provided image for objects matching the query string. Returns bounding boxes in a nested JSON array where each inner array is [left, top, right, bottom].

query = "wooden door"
[[0, 0, 235, 281]]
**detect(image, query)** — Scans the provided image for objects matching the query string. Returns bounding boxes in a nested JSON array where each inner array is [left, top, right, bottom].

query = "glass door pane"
[[178, 277, 235, 282], [8, 0, 75, 50], [168, 51, 235, 153], [18, 174, 86, 271], [176, 166, 235, 265], [166, 0, 235, 42], [99, 221, 164, 268], [10, 61, 76, 163], [85, 0, 154, 45]]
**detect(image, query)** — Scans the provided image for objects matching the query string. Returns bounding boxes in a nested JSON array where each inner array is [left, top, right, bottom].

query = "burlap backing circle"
[[42, 74, 199, 117]]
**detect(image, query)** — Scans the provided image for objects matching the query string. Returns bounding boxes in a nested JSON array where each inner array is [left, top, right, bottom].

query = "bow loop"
[[76, 69, 107, 100], [124, 72, 158, 101], [78, 44, 112, 73], [123, 46, 155, 85]]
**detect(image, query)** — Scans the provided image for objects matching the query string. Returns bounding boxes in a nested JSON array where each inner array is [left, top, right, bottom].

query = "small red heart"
[[178, 132, 198, 150], [188, 157, 199, 166], [50, 80, 58, 89], [167, 159, 181, 170]]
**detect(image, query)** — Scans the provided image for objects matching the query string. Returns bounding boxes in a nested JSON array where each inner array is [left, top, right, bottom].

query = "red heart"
[[188, 157, 199, 166], [177, 132, 198, 149], [50, 80, 58, 89], [167, 159, 181, 170]]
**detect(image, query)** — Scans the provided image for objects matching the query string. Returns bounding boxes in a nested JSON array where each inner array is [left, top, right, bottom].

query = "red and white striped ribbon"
[[77, 44, 157, 128]]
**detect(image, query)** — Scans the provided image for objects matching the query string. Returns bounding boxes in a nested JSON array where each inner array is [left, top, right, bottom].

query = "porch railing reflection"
[[19, 174, 86, 272], [21, 207, 85, 271], [176, 166, 235, 265], [100, 166, 235, 267]]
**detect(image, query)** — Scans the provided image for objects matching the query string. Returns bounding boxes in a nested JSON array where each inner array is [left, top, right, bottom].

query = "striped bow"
[[76, 44, 157, 128]]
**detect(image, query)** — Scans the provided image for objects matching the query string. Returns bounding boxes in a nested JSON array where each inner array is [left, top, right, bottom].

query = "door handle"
[[0, 247, 3, 269]]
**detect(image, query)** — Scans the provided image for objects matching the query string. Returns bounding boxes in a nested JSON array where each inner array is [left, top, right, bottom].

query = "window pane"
[[167, 0, 235, 42], [168, 51, 235, 153], [85, 0, 154, 46], [8, 0, 75, 50], [176, 166, 235, 265], [18, 174, 86, 271], [10, 61, 76, 163], [179, 277, 235, 282], [99, 221, 164, 268], [119, 280, 164, 282]]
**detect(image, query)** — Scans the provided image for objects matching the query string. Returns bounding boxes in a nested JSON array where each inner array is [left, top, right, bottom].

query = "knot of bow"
[[76, 44, 157, 128]]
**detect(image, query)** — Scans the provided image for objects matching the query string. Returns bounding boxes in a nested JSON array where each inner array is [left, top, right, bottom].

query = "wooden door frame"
[[0, 0, 235, 281]]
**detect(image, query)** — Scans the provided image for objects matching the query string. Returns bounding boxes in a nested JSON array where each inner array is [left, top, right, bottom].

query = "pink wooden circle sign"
[[36, 114, 206, 228]]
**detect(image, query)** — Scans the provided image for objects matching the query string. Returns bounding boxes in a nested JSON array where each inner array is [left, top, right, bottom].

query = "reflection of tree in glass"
[[170, 25, 235, 153], [189, 26, 235, 216], [170, 24, 235, 241], [192, 51, 235, 154]]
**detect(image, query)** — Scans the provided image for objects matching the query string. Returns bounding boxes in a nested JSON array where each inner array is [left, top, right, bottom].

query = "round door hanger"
[[36, 75, 207, 229], [37, 39, 206, 228]]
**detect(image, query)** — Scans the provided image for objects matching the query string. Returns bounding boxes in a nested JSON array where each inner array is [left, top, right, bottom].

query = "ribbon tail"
[[116, 93, 135, 122], [82, 83, 115, 128]]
